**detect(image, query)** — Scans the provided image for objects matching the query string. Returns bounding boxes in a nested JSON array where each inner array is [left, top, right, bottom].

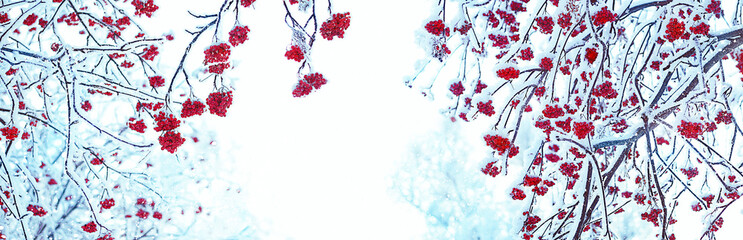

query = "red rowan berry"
[[136, 209, 150, 219], [304, 73, 327, 89], [90, 157, 103, 165], [100, 198, 115, 209], [519, 47, 534, 61], [425, 19, 447, 36], [229, 25, 250, 46], [128, 119, 147, 133], [81, 221, 97, 233], [591, 7, 616, 26], [449, 82, 465, 96], [141, 45, 159, 61], [181, 99, 206, 118], [585, 47, 598, 64], [535, 16, 554, 34], [206, 91, 233, 117], [497, 67, 520, 80], [321, 12, 351, 40], [539, 57, 553, 71], [285, 45, 304, 62], [27, 205, 47, 216], [573, 122, 594, 139], [481, 161, 501, 177], [511, 188, 527, 200], [477, 100, 495, 116], [292, 80, 312, 98], [131, 0, 159, 17], [664, 18, 686, 42], [204, 43, 231, 64], [81, 101, 92, 111], [677, 121, 704, 139], [23, 14, 38, 26], [484, 134, 511, 154], [153, 112, 180, 132], [159, 131, 185, 153], [149, 76, 165, 88], [1, 126, 18, 140]]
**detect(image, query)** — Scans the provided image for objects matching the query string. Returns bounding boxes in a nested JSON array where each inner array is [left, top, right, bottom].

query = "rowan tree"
[[0, 0, 349, 239], [405, 0, 743, 239]]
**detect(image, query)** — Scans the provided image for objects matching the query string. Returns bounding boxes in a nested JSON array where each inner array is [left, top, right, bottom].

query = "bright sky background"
[[144, 0, 743, 239], [214, 0, 439, 239]]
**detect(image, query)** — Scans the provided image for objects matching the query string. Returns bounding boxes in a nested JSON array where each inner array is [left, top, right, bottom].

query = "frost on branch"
[[406, 0, 743, 238], [284, 1, 351, 98], [0, 0, 254, 238]]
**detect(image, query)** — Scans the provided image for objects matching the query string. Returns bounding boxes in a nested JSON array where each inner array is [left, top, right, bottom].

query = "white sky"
[[214, 0, 439, 239]]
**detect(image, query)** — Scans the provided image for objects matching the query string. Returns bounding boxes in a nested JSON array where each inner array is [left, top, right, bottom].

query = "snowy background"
[[144, 0, 743, 239]]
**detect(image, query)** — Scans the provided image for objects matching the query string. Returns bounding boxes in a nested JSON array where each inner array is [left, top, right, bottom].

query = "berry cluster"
[[690, 22, 710, 35], [680, 167, 699, 179], [511, 188, 527, 200], [27, 205, 47, 217], [585, 47, 598, 64], [153, 112, 180, 132], [206, 91, 234, 117], [640, 209, 663, 226], [483, 134, 518, 158], [715, 111, 733, 124], [100, 198, 115, 209], [1, 126, 18, 140], [591, 81, 618, 99], [90, 156, 104, 165], [535, 16, 554, 34], [128, 118, 147, 133], [131, 0, 159, 18], [591, 6, 616, 26], [158, 131, 185, 153], [320, 12, 351, 40], [81, 101, 92, 111], [204, 43, 232, 74], [677, 120, 705, 139], [573, 122, 594, 139], [496, 67, 520, 80], [292, 73, 328, 97], [425, 19, 448, 36], [557, 13, 572, 29], [519, 47, 534, 61], [141, 45, 159, 61], [542, 105, 564, 118], [559, 162, 581, 179], [539, 57, 553, 71], [706, 0, 723, 18], [664, 18, 687, 42], [149, 76, 165, 88], [229, 25, 250, 46], [81, 221, 98, 233], [181, 99, 206, 118], [23, 14, 38, 26], [481, 161, 501, 177], [477, 100, 495, 116], [449, 82, 465, 96], [285, 45, 305, 62]]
